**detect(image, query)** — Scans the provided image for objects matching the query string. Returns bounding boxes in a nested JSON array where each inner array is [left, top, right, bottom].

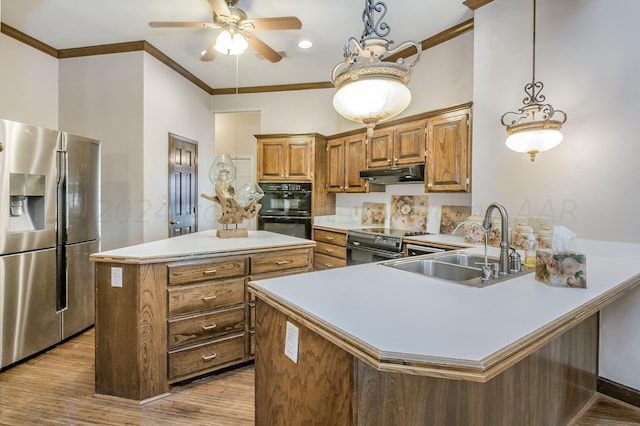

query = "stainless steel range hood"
[[359, 164, 424, 185]]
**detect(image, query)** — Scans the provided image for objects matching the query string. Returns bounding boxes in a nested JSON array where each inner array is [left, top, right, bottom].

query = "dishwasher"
[[405, 243, 450, 257]]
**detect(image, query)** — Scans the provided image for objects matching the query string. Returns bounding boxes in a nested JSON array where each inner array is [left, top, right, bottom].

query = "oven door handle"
[[347, 244, 404, 259], [259, 215, 311, 221]]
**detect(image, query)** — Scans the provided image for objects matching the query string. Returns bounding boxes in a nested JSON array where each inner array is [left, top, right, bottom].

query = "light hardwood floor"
[[1, 328, 639, 425], [0, 328, 253, 425]]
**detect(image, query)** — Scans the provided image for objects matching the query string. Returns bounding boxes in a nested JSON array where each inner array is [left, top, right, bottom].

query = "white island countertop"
[[90, 230, 315, 264], [249, 241, 640, 382]]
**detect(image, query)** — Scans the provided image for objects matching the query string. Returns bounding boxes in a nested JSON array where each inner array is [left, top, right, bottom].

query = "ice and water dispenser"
[[9, 173, 46, 232]]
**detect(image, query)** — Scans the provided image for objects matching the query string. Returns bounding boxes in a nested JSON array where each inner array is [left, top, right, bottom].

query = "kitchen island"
[[249, 243, 640, 425], [90, 230, 314, 402]]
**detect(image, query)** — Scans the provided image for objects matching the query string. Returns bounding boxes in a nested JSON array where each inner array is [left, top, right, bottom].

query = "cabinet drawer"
[[168, 277, 245, 317], [168, 257, 247, 285], [168, 333, 245, 380], [250, 249, 311, 275], [314, 229, 347, 246], [168, 306, 245, 349], [315, 241, 346, 260], [314, 253, 346, 270]]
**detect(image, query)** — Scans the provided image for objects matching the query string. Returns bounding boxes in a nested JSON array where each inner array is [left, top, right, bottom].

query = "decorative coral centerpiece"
[[201, 154, 263, 238]]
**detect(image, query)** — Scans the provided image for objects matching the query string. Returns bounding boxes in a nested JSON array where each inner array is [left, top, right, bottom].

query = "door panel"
[[168, 134, 198, 237], [62, 239, 100, 339], [60, 133, 101, 244], [1, 248, 60, 368], [0, 119, 57, 255]]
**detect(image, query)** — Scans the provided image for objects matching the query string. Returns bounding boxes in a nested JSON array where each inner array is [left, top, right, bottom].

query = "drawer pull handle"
[[325, 264, 333, 268], [202, 353, 217, 361], [275, 260, 290, 265], [202, 323, 217, 330], [325, 236, 334, 241], [325, 248, 333, 253], [203, 268, 217, 275], [202, 295, 217, 301]]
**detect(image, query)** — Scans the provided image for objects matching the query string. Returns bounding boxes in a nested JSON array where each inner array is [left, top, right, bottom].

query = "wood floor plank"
[[1, 328, 639, 425], [0, 328, 254, 425]]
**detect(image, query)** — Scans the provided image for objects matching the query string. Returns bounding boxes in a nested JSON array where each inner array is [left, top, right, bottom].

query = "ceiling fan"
[[149, 0, 302, 63]]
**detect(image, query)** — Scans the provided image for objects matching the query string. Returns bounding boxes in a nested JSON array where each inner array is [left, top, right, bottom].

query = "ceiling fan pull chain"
[[235, 54, 239, 95]]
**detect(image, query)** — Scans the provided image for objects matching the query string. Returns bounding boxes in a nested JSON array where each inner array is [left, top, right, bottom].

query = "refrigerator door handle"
[[56, 245, 67, 312], [56, 150, 68, 245]]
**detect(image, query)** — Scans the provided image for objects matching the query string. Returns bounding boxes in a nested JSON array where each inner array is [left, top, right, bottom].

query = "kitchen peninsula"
[[249, 243, 640, 425], [90, 230, 314, 402]]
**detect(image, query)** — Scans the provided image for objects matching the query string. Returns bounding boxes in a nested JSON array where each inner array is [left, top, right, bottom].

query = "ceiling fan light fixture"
[[214, 29, 248, 55], [331, 0, 421, 135], [501, 0, 567, 161]]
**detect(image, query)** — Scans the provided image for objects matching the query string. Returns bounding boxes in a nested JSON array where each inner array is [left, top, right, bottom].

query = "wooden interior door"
[[168, 133, 198, 237]]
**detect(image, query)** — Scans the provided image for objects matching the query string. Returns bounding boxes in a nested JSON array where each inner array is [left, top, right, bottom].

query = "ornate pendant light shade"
[[501, 0, 567, 161], [331, 0, 421, 136]]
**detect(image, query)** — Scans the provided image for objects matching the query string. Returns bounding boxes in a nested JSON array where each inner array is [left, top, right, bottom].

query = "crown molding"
[[1, 17, 475, 96], [1, 23, 58, 58], [463, 0, 494, 10], [384, 18, 473, 63]]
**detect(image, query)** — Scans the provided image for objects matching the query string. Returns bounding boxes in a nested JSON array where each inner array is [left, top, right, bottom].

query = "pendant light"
[[501, 0, 567, 161], [331, 0, 422, 136]]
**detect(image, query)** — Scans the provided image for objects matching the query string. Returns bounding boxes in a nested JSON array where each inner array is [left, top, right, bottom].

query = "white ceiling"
[[1, 0, 474, 90]]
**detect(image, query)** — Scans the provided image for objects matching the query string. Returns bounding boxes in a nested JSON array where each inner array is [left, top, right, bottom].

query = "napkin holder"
[[535, 249, 587, 288]]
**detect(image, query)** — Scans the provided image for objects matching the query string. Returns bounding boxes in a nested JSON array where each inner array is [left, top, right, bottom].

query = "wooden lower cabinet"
[[94, 245, 313, 401], [255, 300, 598, 425], [313, 227, 347, 270]]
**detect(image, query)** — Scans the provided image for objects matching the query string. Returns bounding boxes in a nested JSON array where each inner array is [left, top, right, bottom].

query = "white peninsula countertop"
[[91, 230, 315, 264], [249, 241, 640, 382]]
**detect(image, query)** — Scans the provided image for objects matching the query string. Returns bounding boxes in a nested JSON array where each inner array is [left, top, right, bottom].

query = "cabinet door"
[[367, 129, 394, 168], [285, 139, 313, 181], [344, 134, 368, 192], [258, 140, 285, 181], [425, 112, 470, 192], [326, 138, 345, 192], [394, 121, 426, 166]]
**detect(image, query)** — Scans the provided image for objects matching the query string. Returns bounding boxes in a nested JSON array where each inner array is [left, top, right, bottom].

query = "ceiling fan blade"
[[245, 17, 302, 31], [246, 34, 282, 63], [149, 21, 216, 29], [207, 0, 231, 17], [200, 38, 217, 62]]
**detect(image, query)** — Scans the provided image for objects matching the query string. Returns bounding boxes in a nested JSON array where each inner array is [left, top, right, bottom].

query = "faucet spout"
[[483, 202, 510, 275]]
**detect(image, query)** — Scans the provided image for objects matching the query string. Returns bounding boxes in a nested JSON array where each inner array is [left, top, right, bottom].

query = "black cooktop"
[[352, 228, 430, 238]]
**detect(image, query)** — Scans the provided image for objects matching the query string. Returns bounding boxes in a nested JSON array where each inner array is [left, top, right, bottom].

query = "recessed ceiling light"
[[298, 40, 313, 49]]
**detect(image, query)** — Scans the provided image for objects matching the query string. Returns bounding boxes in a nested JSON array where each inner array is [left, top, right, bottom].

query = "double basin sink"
[[381, 251, 533, 288]]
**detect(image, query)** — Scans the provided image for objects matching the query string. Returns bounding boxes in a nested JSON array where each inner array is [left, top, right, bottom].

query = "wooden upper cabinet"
[[425, 109, 471, 192], [344, 134, 368, 192], [394, 121, 426, 166], [257, 136, 313, 181], [366, 122, 425, 168], [258, 140, 286, 180], [367, 129, 394, 168], [285, 140, 312, 180], [326, 133, 379, 193], [326, 138, 345, 192]]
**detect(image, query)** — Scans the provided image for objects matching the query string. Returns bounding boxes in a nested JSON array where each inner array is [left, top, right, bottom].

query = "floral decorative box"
[[535, 249, 587, 288]]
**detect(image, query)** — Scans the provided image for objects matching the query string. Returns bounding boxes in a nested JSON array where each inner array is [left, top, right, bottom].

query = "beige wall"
[[143, 54, 215, 240], [473, 0, 640, 390], [59, 52, 145, 250], [0, 33, 58, 129]]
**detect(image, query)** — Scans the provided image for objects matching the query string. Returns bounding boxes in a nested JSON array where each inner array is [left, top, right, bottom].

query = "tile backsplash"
[[334, 183, 473, 234]]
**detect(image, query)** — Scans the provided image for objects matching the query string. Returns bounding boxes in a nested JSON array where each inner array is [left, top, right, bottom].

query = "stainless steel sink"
[[381, 251, 533, 287]]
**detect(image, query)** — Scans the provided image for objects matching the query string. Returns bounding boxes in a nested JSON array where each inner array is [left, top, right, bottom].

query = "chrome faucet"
[[483, 202, 510, 275]]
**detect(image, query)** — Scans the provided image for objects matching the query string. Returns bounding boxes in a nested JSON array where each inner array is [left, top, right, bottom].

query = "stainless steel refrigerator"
[[0, 119, 100, 368]]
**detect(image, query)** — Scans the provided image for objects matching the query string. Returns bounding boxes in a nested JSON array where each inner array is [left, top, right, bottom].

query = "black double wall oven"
[[257, 182, 312, 239]]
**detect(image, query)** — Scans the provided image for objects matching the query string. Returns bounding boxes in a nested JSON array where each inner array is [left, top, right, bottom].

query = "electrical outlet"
[[111, 267, 123, 288], [284, 321, 299, 363]]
